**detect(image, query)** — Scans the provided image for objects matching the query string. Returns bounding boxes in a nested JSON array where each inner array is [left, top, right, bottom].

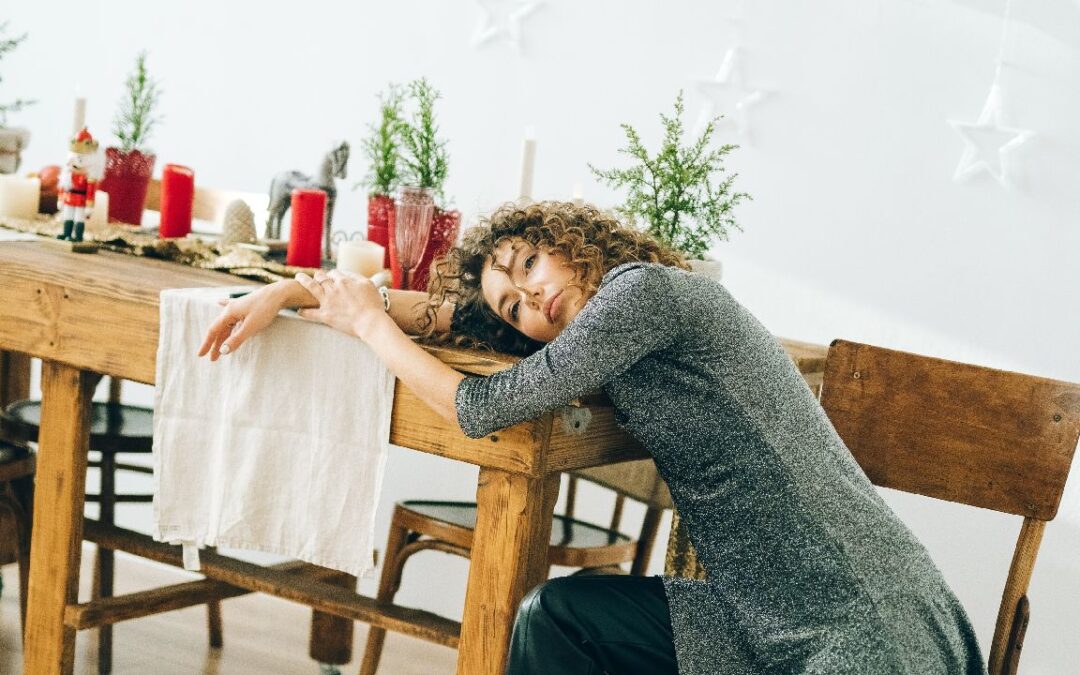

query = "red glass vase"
[[411, 207, 461, 291], [100, 147, 156, 226]]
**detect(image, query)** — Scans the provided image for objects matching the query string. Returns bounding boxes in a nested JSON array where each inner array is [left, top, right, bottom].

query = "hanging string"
[[991, 0, 1014, 87]]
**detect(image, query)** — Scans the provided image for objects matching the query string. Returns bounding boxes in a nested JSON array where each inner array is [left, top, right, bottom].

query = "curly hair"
[[419, 201, 690, 355]]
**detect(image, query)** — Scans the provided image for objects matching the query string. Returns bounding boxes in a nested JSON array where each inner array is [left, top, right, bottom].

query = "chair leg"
[[358, 515, 412, 675], [96, 452, 117, 675], [630, 507, 664, 576], [207, 599, 224, 648], [14, 474, 32, 640]]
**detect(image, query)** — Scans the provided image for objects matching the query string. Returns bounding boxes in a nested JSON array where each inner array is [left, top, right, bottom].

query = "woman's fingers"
[[198, 312, 234, 358], [295, 272, 325, 299]]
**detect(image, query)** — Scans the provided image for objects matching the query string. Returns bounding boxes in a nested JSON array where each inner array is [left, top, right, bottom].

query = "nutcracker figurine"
[[57, 127, 100, 242]]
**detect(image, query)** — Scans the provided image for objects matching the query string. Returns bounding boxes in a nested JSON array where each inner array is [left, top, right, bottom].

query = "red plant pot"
[[100, 147, 156, 226], [411, 207, 462, 291], [367, 193, 403, 288]]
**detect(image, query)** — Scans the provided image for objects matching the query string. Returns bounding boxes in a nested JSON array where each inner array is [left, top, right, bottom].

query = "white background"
[[5, 1, 1080, 672]]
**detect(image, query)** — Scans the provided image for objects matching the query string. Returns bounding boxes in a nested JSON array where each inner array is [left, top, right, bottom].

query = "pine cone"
[[221, 199, 256, 246]]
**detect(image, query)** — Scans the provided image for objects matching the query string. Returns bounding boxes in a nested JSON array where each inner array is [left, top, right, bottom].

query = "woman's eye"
[[510, 301, 520, 322], [523, 254, 536, 272]]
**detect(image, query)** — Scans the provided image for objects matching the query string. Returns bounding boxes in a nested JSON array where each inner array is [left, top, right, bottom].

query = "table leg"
[[308, 570, 356, 667], [457, 468, 559, 675], [23, 361, 95, 675]]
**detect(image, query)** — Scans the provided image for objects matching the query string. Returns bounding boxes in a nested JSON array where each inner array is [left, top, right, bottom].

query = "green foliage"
[[589, 91, 750, 260], [112, 51, 162, 153], [0, 23, 35, 127], [398, 78, 450, 201], [359, 84, 404, 196]]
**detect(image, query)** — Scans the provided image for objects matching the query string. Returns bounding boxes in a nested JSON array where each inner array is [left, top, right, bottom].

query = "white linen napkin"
[[153, 286, 395, 577]]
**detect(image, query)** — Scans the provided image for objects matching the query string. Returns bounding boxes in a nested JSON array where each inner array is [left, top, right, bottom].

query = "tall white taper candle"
[[518, 126, 536, 202], [72, 96, 87, 137]]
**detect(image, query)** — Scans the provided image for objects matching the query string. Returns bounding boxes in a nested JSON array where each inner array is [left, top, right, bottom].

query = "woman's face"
[[481, 238, 591, 343]]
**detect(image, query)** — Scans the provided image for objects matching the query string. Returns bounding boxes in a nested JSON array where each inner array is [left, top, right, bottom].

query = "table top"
[[0, 239, 826, 384]]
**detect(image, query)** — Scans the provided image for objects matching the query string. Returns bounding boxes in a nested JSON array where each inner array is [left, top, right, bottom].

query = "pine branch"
[[589, 90, 751, 259], [0, 23, 33, 127], [112, 51, 162, 153], [359, 84, 404, 195], [399, 78, 450, 201]]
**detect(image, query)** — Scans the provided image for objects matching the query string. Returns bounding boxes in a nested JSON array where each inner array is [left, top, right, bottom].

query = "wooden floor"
[[0, 545, 457, 674]]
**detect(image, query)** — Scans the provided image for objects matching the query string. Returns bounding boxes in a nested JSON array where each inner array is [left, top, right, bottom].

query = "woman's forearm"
[[359, 312, 465, 426], [269, 281, 451, 336]]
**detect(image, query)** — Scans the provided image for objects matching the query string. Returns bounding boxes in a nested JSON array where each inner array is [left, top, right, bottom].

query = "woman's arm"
[[199, 276, 452, 360]]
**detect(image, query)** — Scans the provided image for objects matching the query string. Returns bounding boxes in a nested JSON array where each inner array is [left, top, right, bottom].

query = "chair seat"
[[400, 500, 633, 550], [1, 399, 153, 453]]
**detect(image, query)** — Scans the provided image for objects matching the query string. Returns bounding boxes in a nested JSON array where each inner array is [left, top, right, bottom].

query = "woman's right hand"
[[197, 285, 285, 361]]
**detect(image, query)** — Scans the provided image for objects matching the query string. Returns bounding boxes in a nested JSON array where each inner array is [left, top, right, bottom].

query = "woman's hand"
[[197, 285, 284, 360], [294, 270, 389, 340]]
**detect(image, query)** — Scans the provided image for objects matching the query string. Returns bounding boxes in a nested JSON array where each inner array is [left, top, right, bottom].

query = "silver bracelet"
[[377, 286, 391, 312]]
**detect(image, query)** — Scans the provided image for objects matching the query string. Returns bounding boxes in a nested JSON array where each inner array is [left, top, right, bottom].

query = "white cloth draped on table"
[[153, 286, 395, 577]]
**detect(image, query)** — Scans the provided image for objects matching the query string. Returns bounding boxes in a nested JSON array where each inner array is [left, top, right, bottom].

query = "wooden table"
[[0, 239, 827, 674]]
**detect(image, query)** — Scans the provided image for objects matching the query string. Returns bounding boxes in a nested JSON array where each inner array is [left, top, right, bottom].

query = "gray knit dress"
[[455, 262, 986, 674]]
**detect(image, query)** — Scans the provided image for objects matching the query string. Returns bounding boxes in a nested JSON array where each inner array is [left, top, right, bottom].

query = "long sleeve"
[[455, 263, 684, 439]]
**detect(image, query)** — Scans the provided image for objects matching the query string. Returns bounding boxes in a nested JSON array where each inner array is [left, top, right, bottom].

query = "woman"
[[200, 202, 985, 674]]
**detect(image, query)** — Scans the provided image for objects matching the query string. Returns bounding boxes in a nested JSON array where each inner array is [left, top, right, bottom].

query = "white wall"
[[6, 1, 1080, 672]]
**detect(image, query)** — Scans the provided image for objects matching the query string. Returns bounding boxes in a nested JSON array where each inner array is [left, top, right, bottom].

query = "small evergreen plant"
[[359, 84, 404, 196], [0, 23, 35, 126], [398, 78, 449, 201], [112, 51, 162, 153], [589, 91, 750, 260]]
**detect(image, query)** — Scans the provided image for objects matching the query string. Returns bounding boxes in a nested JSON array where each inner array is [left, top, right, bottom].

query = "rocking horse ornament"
[[266, 141, 350, 259]]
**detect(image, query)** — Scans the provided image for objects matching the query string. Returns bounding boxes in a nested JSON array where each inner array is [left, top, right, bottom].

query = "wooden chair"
[[0, 377, 223, 673], [358, 458, 673, 675], [0, 439, 34, 637], [819, 339, 1080, 675]]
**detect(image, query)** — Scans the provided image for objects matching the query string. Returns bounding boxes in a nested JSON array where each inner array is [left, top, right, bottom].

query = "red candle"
[[158, 164, 195, 238], [286, 188, 326, 268]]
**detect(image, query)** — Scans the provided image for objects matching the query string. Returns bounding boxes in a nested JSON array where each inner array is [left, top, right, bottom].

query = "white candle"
[[72, 96, 87, 136], [571, 182, 584, 207], [88, 191, 109, 230], [0, 175, 40, 219], [518, 127, 536, 202], [336, 239, 385, 277]]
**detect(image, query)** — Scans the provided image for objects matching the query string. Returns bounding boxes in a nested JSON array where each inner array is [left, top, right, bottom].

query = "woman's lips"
[[546, 291, 563, 323]]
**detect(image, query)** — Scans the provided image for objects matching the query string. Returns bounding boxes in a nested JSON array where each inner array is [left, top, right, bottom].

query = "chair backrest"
[[820, 339, 1080, 675], [145, 179, 269, 233], [572, 459, 672, 510]]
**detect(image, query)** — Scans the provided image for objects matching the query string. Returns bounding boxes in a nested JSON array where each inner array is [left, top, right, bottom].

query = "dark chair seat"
[[1, 400, 153, 453], [401, 499, 634, 550]]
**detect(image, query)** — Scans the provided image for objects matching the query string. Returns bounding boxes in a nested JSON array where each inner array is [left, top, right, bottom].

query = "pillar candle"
[[286, 188, 326, 268], [88, 190, 109, 230], [518, 127, 536, 201], [0, 175, 40, 219], [336, 239, 385, 277], [72, 97, 87, 137], [159, 164, 195, 238]]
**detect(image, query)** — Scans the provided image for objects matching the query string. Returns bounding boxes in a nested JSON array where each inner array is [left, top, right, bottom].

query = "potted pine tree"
[[590, 91, 750, 279], [0, 23, 34, 175], [100, 51, 161, 225], [359, 84, 404, 284], [398, 78, 459, 291]]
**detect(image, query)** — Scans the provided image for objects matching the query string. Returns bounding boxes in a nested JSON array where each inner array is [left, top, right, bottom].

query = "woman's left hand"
[[294, 270, 386, 340]]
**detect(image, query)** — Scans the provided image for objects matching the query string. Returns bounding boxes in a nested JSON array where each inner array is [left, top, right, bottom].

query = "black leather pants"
[[505, 574, 678, 675]]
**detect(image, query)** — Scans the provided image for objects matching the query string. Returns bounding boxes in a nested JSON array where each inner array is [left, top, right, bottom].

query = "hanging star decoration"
[[471, 0, 544, 52], [695, 46, 767, 139], [948, 84, 1033, 186]]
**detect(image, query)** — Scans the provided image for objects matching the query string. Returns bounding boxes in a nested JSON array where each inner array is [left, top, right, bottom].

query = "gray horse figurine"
[[266, 141, 350, 259]]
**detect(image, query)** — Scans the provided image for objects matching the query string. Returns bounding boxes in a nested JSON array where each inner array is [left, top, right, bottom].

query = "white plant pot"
[[0, 127, 31, 175], [690, 256, 723, 281]]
